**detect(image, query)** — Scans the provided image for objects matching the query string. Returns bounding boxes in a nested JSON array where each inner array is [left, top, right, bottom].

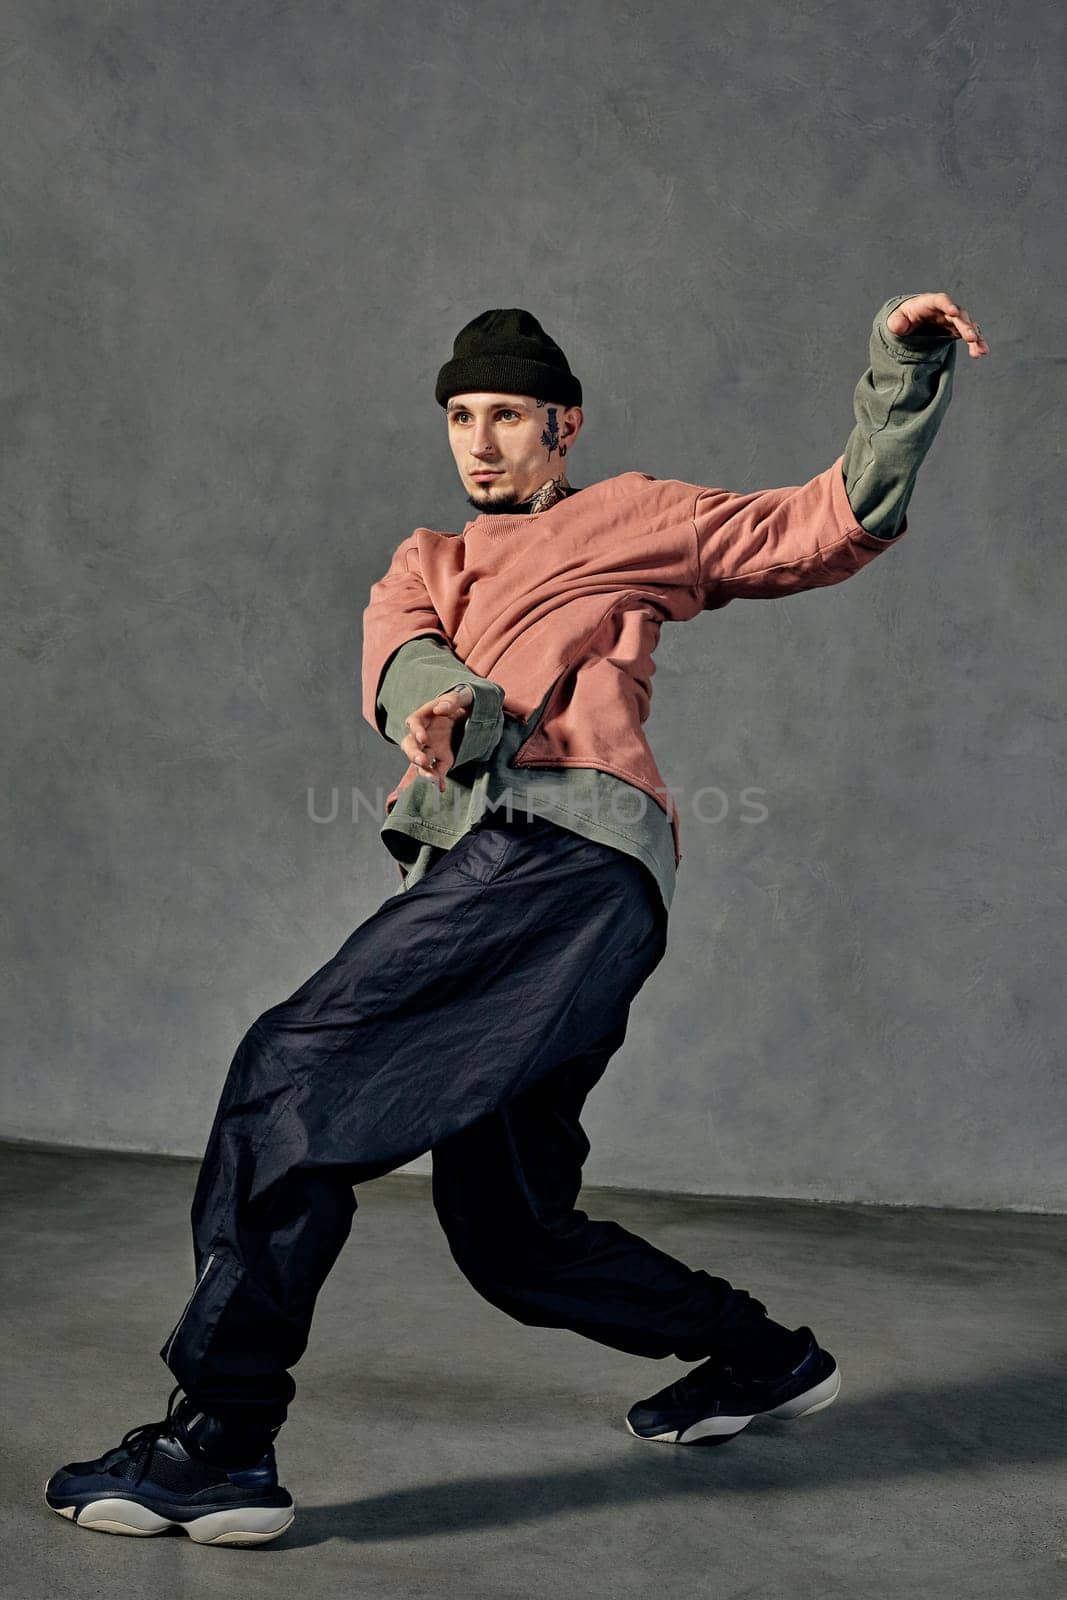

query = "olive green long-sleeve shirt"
[[372, 294, 957, 911]]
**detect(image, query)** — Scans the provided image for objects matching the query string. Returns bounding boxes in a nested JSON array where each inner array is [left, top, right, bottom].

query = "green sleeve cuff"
[[376, 635, 505, 769], [440, 679, 507, 768]]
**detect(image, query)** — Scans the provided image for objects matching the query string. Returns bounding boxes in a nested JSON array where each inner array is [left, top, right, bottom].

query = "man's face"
[[446, 392, 583, 512]]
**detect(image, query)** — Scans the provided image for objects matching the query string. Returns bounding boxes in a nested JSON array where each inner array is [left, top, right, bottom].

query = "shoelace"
[[114, 1381, 184, 1486]]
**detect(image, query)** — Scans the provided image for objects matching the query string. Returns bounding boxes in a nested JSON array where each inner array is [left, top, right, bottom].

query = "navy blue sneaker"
[[625, 1327, 840, 1446], [44, 1383, 295, 1545]]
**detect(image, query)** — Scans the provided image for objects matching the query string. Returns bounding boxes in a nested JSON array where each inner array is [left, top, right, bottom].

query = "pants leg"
[[158, 815, 671, 1429], [430, 1021, 770, 1364]]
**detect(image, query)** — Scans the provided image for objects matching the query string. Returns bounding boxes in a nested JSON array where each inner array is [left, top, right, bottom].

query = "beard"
[[465, 488, 534, 516]]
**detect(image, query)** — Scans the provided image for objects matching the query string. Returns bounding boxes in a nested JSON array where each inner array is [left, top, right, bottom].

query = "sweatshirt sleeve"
[[375, 635, 505, 769], [361, 532, 451, 729], [693, 296, 957, 605], [841, 293, 957, 539]]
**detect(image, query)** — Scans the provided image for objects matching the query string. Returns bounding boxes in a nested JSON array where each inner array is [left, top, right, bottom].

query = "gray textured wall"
[[3, 2, 1064, 1210]]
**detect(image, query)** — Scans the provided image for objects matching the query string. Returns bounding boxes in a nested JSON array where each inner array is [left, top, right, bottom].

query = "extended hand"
[[401, 684, 475, 793], [886, 292, 989, 358]]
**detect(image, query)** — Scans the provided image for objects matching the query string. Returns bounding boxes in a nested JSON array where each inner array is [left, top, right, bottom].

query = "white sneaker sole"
[[44, 1482, 295, 1545], [625, 1365, 841, 1444], [766, 1367, 841, 1420], [626, 1413, 754, 1444]]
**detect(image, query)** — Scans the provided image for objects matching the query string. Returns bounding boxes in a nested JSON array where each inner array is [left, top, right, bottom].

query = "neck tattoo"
[[524, 476, 574, 515]]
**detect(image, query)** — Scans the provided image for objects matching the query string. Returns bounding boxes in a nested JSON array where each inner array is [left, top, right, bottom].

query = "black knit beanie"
[[435, 308, 582, 410]]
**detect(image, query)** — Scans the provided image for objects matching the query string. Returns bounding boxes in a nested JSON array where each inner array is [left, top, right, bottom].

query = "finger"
[[430, 700, 467, 719], [413, 750, 448, 792], [951, 307, 989, 354], [404, 726, 455, 781], [401, 732, 439, 769], [939, 297, 977, 335], [916, 297, 989, 353], [413, 751, 444, 785], [919, 294, 961, 319], [911, 294, 957, 318]]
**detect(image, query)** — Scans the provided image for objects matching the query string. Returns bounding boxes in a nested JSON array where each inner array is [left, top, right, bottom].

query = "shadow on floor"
[[275, 1358, 1067, 1548]]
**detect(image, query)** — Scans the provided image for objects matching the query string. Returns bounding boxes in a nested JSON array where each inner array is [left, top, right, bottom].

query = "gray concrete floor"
[[3, 1141, 1065, 1599]]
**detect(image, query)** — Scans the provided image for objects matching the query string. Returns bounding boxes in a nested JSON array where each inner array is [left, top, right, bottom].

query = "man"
[[45, 294, 988, 1545]]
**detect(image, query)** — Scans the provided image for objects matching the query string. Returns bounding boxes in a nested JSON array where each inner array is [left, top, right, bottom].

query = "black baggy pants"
[[159, 813, 771, 1430]]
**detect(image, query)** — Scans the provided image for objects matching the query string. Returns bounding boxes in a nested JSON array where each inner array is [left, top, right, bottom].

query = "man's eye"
[[451, 411, 518, 422]]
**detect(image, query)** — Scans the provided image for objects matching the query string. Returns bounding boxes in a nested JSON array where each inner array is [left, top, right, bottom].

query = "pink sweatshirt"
[[362, 452, 906, 866]]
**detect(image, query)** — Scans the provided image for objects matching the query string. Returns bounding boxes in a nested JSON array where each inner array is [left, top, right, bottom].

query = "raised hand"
[[886, 292, 989, 358], [401, 684, 475, 793]]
